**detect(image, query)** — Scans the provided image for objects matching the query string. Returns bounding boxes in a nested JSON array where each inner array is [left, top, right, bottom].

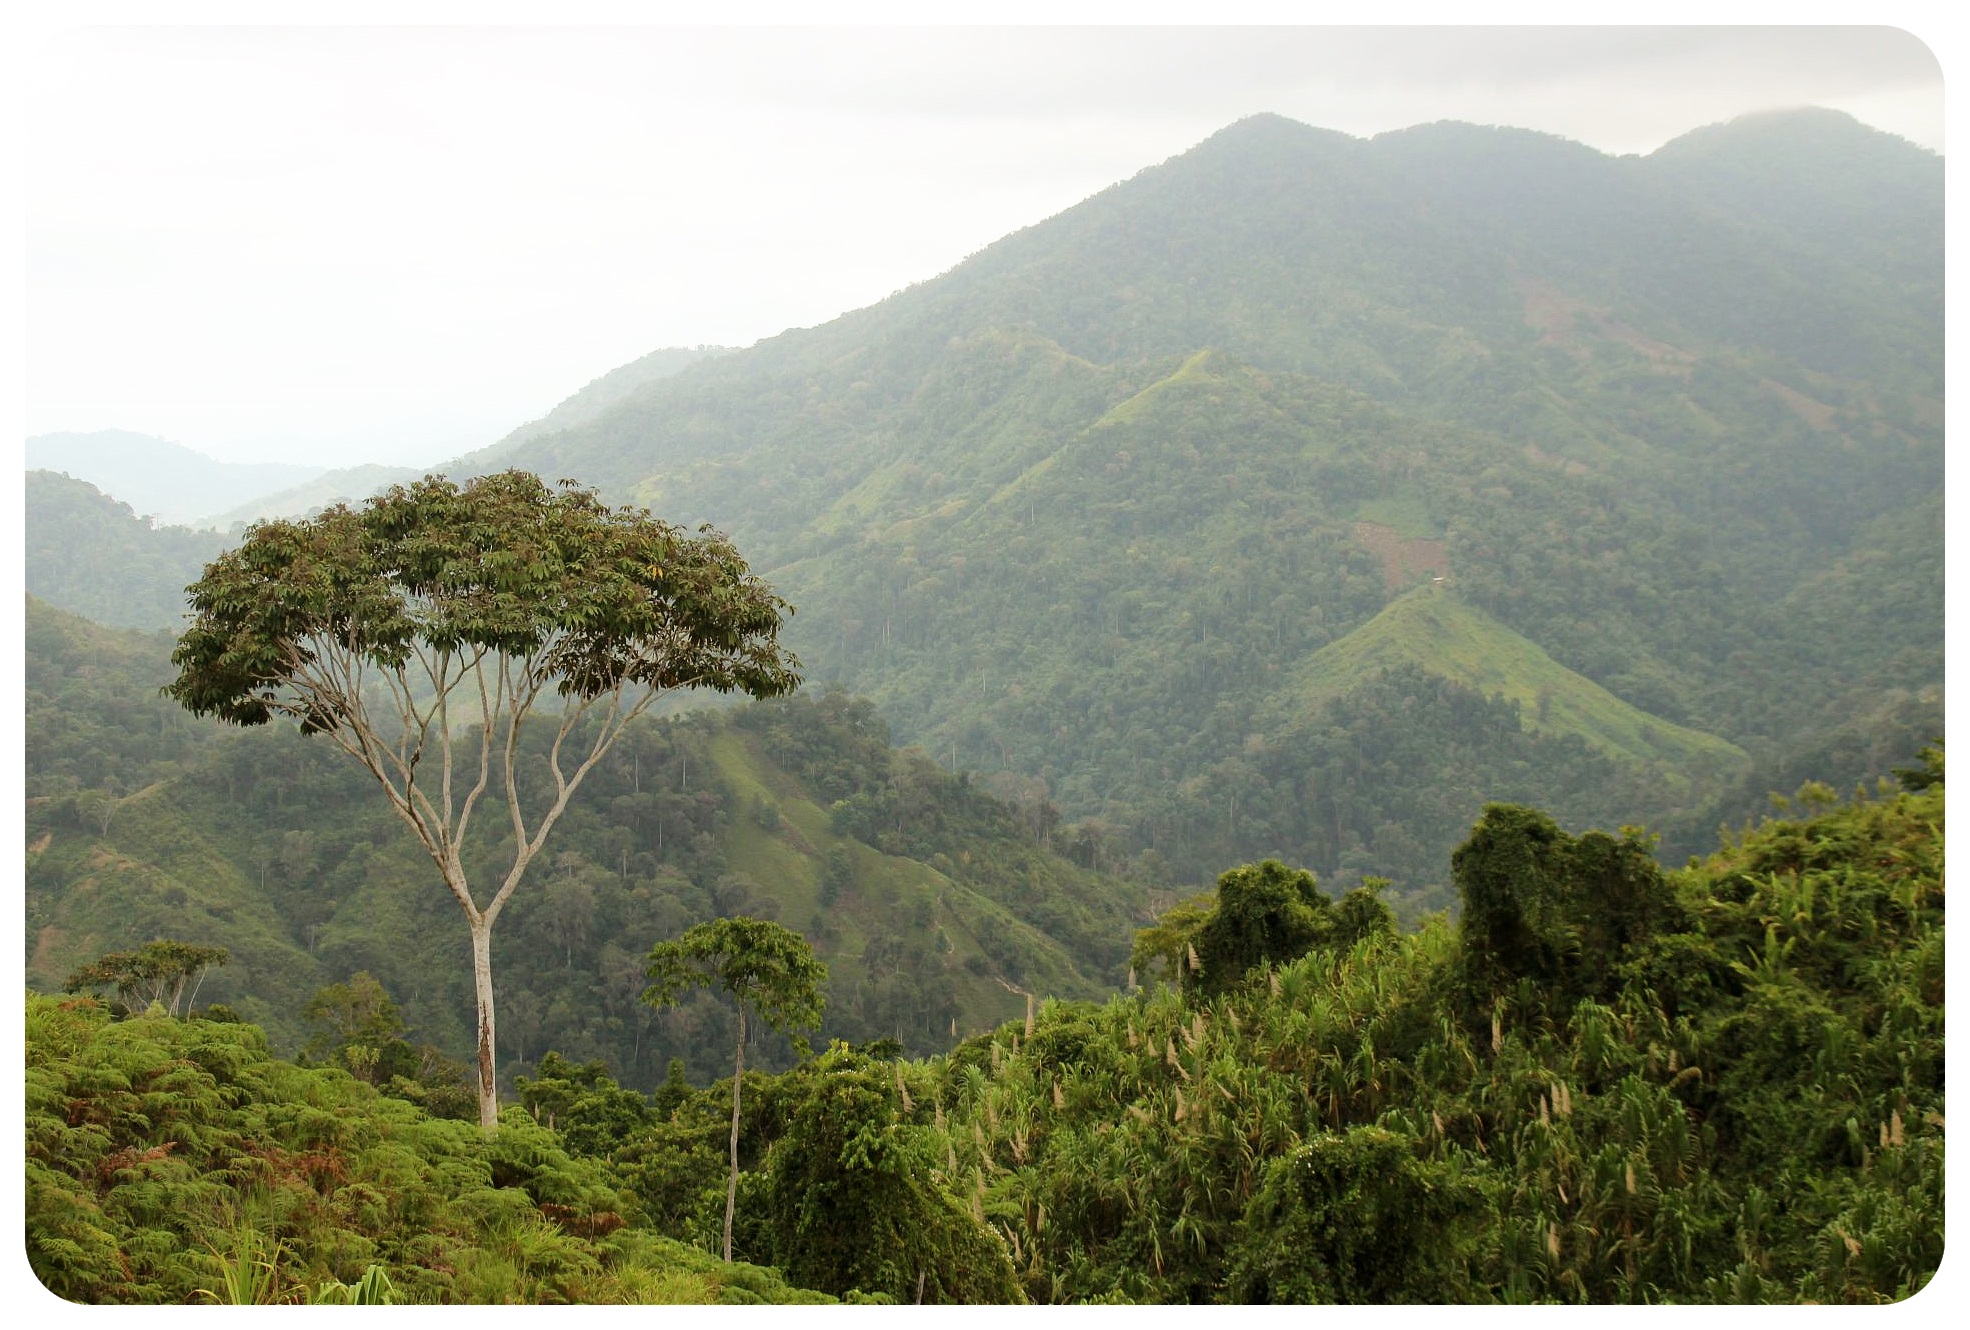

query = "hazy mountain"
[[195, 462, 426, 529], [23, 109, 1938, 900], [25, 429, 325, 527], [25, 471, 231, 630], [445, 343, 735, 475], [25, 600, 1138, 1079], [466, 109, 1938, 891]]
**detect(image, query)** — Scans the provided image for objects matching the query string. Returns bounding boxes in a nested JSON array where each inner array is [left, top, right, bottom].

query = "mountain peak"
[[1649, 105, 1939, 164]]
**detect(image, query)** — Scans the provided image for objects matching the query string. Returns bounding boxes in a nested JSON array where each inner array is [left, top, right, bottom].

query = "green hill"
[[22, 108, 1939, 914], [1280, 588, 1748, 786], [459, 109, 1937, 888], [25, 472, 231, 631], [25, 599, 1143, 1088]]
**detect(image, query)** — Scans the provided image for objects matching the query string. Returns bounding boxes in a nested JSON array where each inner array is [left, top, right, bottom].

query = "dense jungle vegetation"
[[27, 109, 1942, 908], [27, 757, 1943, 1303], [22, 106, 1943, 1305]]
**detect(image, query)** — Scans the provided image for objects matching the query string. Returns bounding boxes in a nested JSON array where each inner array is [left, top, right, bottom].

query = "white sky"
[[20, 19, 1948, 469]]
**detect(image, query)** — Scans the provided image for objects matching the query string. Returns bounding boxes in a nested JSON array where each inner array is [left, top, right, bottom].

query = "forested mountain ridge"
[[454, 108, 1937, 898], [24, 597, 1145, 1090], [25, 108, 1937, 904], [25, 472, 231, 631], [472, 109, 1938, 894]]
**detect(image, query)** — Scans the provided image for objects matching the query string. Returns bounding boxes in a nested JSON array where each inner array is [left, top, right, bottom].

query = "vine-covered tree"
[[643, 917, 827, 1261], [163, 471, 800, 1128], [1450, 803, 1684, 1009], [1130, 859, 1339, 995]]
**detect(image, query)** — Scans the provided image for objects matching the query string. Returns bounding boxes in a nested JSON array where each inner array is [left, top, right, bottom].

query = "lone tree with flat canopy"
[[164, 470, 800, 1130]]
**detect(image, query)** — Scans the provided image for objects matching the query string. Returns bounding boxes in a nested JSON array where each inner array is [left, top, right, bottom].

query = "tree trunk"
[[725, 1003, 746, 1262], [470, 917, 499, 1132]]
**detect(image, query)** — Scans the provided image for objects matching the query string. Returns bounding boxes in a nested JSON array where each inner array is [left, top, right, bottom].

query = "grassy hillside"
[[1280, 588, 1748, 785]]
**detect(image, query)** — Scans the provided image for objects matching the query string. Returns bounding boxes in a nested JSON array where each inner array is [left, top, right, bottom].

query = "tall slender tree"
[[642, 917, 827, 1261], [163, 471, 800, 1129]]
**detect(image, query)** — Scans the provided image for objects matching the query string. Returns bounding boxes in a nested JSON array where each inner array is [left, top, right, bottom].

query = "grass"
[[1281, 588, 1749, 784], [702, 731, 1098, 1036], [1350, 493, 1441, 540]]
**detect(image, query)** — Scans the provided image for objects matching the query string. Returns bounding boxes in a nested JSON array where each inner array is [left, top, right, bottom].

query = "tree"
[[163, 471, 800, 1129], [1131, 860, 1336, 996], [1450, 803, 1682, 1009], [642, 917, 827, 1262], [63, 940, 229, 1015], [301, 971, 415, 1084], [761, 1044, 1022, 1302], [1193, 859, 1335, 993]]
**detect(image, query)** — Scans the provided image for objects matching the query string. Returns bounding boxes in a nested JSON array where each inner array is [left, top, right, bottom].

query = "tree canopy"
[[162, 470, 801, 1128], [644, 917, 827, 1261]]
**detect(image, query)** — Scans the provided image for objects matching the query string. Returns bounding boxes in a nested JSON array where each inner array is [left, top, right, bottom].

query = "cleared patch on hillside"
[[1518, 277, 1696, 371], [1350, 521, 1449, 592], [1760, 376, 1839, 431]]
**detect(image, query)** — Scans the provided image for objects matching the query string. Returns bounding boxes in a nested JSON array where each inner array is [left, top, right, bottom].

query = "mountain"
[[196, 462, 426, 529], [456, 344, 735, 468], [25, 429, 324, 527], [22, 108, 1939, 904], [455, 108, 1937, 895], [24, 602, 1143, 1086], [25, 471, 231, 630]]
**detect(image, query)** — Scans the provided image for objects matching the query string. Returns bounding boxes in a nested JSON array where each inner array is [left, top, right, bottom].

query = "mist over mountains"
[[25, 430, 325, 528], [27, 105, 1941, 929]]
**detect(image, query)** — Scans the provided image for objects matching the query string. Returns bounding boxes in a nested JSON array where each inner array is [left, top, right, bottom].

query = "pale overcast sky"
[[23, 23, 1946, 469]]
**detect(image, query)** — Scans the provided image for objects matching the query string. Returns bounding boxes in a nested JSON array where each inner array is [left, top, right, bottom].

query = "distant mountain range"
[[25, 430, 325, 528], [24, 109, 1942, 902], [26, 347, 733, 531]]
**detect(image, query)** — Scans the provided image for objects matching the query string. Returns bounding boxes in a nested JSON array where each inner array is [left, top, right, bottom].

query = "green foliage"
[[63, 940, 230, 1016], [643, 916, 828, 1261], [758, 1045, 1023, 1302], [643, 917, 828, 1050], [1226, 1126, 1484, 1302], [24, 994, 837, 1304], [516, 1052, 653, 1158], [1132, 860, 1395, 997], [1188, 860, 1334, 994], [164, 469, 799, 728], [917, 776, 1941, 1303], [1451, 805, 1683, 1008], [310, 1262, 399, 1304]]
